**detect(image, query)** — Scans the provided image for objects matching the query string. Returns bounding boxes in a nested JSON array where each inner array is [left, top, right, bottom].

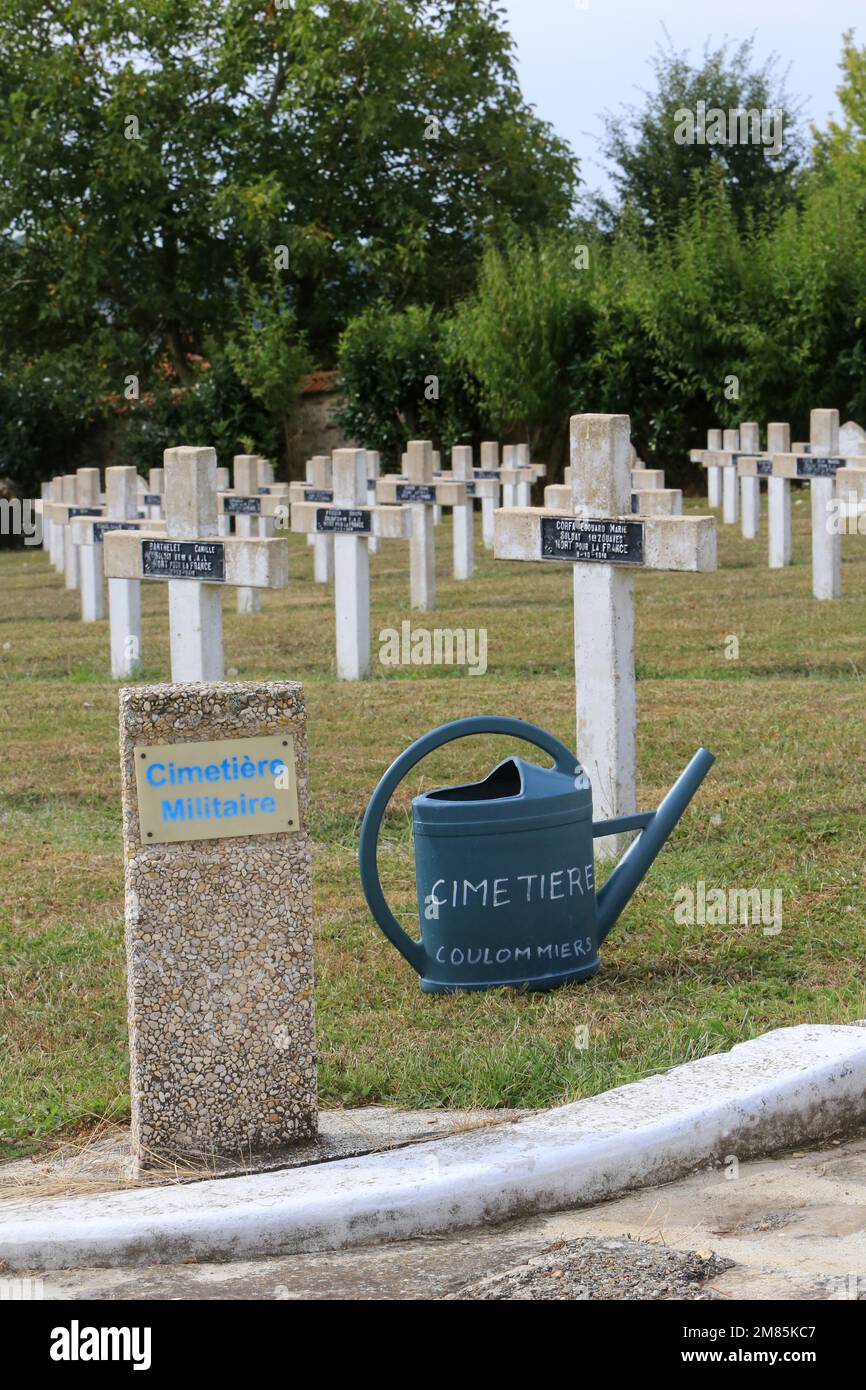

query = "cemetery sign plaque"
[[68, 507, 102, 518], [144, 494, 161, 506], [316, 507, 372, 533], [141, 538, 226, 582], [755, 459, 773, 476], [540, 515, 645, 565], [134, 733, 300, 845], [304, 488, 333, 502]]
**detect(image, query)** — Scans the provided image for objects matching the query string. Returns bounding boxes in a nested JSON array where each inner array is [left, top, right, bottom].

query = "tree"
[[599, 36, 804, 233], [336, 302, 474, 466], [0, 0, 579, 483], [449, 231, 596, 460]]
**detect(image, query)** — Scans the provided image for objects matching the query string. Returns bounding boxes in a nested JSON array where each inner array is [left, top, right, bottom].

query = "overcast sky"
[[500, 0, 861, 195]]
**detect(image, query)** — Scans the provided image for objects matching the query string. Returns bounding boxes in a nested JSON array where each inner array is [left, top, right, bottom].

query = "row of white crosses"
[[554, 449, 683, 517], [494, 413, 716, 856], [375, 440, 468, 610], [103, 447, 287, 681], [700, 410, 863, 598], [219, 454, 289, 612]]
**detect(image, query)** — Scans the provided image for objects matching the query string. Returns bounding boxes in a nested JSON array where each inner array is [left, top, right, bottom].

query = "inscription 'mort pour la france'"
[[141, 539, 226, 582], [540, 515, 644, 565]]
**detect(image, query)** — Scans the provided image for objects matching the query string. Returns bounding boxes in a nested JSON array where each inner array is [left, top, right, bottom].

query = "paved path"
[[22, 1130, 866, 1300]]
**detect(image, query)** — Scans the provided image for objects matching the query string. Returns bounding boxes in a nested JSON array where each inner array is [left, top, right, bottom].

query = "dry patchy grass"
[[1, 496, 865, 1156]]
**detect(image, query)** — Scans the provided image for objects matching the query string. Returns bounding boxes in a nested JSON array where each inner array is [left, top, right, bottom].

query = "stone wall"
[[285, 372, 352, 479]]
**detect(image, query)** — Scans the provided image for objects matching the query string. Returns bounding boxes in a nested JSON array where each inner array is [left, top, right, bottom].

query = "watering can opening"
[[426, 757, 524, 804]]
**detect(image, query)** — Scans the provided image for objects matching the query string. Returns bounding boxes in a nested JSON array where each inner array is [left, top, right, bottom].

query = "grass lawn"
[[1, 494, 865, 1158]]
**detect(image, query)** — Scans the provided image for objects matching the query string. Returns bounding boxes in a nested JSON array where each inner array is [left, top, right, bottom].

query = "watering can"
[[359, 716, 714, 993]]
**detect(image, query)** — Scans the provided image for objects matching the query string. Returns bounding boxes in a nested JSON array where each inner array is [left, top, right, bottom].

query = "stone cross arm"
[[218, 489, 290, 519], [436, 470, 499, 501], [494, 506, 716, 572], [743, 452, 858, 480], [103, 530, 289, 589], [290, 501, 411, 540], [70, 516, 166, 545], [375, 476, 467, 506]]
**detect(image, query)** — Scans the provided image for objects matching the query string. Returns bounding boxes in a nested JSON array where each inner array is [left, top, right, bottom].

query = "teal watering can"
[[359, 716, 714, 993]]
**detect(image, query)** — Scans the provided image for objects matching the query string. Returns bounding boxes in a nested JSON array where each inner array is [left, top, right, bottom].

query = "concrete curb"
[[3, 1022, 866, 1270]]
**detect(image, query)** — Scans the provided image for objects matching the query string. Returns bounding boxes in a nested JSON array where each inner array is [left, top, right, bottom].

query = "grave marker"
[[736, 423, 791, 567], [291, 448, 410, 678], [119, 680, 316, 1167], [839, 420, 866, 457], [691, 428, 723, 506], [104, 446, 288, 680], [291, 456, 334, 581], [737, 423, 762, 539], [232, 455, 265, 614], [71, 480, 166, 628], [740, 410, 856, 595], [366, 450, 382, 553], [478, 441, 501, 548], [102, 466, 145, 677], [376, 441, 467, 610], [44, 469, 103, 589], [495, 414, 716, 855]]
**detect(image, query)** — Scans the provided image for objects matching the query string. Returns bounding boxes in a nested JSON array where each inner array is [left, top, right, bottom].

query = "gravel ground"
[[451, 1236, 733, 1301]]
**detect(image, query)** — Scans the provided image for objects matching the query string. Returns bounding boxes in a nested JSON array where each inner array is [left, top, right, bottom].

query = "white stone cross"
[[704, 427, 743, 525], [839, 420, 866, 458], [44, 468, 103, 590], [691, 428, 723, 507], [104, 446, 288, 681], [477, 441, 501, 548], [434, 445, 498, 581], [501, 443, 542, 507], [495, 413, 716, 855], [42, 477, 64, 567], [70, 473, 167, 626], [735, 423, 791, 566], [100, 466, 146, 677], [218, 458, 289, 613], [291, 448, 410, 678], [142, 468, 164, 521], [546, 475, 682, 519], [292, 455, 334, 582], [365, 450, 382, 553], [741, 408, 857, 599], [375, 440, 467, 610], [228, 455, 270, 614], [733, 423, 762, 539]]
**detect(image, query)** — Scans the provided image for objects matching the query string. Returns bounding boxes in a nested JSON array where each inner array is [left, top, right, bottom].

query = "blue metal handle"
[[595, 747, 715, 943], [358, 716, 579, 973]]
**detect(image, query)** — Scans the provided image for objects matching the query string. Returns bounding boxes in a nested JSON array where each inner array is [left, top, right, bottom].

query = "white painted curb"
[[3, 1023, 866, 1270]]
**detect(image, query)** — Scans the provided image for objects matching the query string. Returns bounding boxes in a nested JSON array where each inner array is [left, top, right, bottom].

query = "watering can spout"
[[595, 747, 716, 943]]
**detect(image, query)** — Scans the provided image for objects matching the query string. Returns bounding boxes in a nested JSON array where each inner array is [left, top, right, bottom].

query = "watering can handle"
[[358, 716, 580, 973]]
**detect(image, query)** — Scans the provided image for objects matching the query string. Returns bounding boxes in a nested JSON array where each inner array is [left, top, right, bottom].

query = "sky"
[[500, 0, 861, 196]]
